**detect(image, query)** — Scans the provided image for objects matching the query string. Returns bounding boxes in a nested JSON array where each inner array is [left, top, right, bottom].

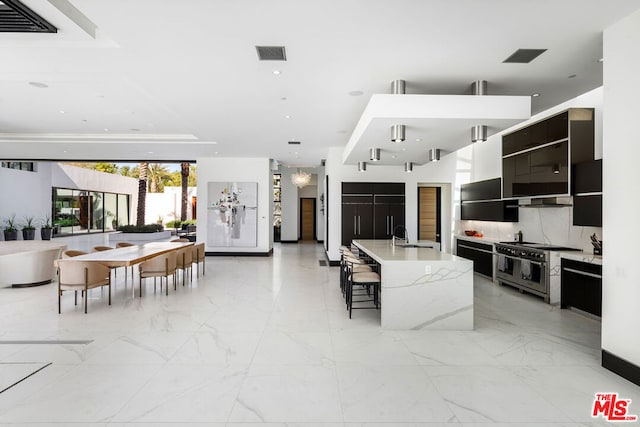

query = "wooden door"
[[418, 187, 440, 242], [300, 198, 315, 241]]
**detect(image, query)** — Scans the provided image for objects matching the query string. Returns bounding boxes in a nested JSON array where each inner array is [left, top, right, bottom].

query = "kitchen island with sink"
[[352, 239, 473, 330]]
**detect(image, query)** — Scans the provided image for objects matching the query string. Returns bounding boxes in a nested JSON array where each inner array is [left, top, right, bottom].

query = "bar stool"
[[344, 260, 381, 318]]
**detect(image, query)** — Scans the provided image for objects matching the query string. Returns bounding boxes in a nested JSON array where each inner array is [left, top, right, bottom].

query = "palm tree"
[[180, 162, 190, 221], [137, 162, 149, 226], [148, 163, 171, 193]]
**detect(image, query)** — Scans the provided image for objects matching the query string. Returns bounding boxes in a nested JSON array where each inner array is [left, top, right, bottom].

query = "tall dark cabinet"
[[341, 182, 405, 245]]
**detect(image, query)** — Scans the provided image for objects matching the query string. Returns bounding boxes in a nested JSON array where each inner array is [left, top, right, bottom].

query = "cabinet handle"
[[354, 216, 357, 234], [358, 216, 361, 234], [390, 216, 394, 233], [563, 267, 602, 279], [386, 215, 389, 234]]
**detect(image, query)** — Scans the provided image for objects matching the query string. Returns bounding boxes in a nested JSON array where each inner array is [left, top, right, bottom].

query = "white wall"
[[602, 8, 640, 370], [196, 157, 272, 254], [0, 163, 52, 238], [279, 168, 299, 241], [146, 186, 196, 225]]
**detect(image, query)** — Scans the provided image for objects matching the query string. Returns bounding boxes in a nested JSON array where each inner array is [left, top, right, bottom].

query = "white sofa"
[[0, 241, 67, 287]]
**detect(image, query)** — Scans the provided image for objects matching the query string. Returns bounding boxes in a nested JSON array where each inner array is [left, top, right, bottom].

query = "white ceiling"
[[0, 0, 638, 166]]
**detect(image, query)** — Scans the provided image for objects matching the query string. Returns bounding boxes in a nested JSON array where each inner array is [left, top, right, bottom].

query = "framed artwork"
[[207, 182, 258, 247]]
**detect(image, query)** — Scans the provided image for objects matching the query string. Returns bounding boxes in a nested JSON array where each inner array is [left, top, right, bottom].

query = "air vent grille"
[[0, 0, 57, 33], [256, 46, 287, 61], [288, 141, 300, 145], [503, 48, 547, 64]]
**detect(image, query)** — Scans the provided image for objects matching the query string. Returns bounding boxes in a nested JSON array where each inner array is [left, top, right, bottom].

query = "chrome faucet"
[[391, 225, 409, 247]]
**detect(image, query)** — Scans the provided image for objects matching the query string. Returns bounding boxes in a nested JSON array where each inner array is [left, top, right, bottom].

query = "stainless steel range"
[[494, 242, 579, 302]]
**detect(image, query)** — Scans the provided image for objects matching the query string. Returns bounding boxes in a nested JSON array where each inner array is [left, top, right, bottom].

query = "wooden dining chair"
[[176, 246, 193, 286], [192, 242, 205, 277], [62, 250, 87, 258], [138, 251, 178, 297], [171, 238, 189, 242], [92, 245, 113, 252], [58, 260, 111, 313]]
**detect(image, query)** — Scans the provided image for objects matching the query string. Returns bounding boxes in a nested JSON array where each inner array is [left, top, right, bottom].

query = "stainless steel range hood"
[[518, 197, 572, 208]]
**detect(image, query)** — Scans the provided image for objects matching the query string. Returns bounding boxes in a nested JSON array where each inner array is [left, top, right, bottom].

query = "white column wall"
[[279, 168, 299, 241], [196, 157, 272, 253], [316, 169, 325, 242], [602, 9, 640, 368]]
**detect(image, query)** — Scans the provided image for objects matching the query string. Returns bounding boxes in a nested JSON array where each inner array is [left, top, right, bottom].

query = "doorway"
[[300, 198, 316, 241], [418, 187, 441, 243]]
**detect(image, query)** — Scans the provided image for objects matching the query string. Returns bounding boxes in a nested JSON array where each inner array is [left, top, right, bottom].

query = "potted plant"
[[41, 214, 53, 240], [3, 214, 18, 241], [22, 216, 36, 240]]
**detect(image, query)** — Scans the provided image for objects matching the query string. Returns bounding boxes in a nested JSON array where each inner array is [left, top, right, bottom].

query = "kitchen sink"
[[396, 243, 434, 248]]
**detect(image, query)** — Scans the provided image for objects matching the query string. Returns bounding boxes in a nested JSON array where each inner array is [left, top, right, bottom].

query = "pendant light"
[[390, 124, 405, 143], [404, 162, 413, 173], [369, 148, 381, 161], [358, 161, 367, 172], [471, 125, 488, 142], [429, 148, 441, 162], [291, 169, 311, 187]]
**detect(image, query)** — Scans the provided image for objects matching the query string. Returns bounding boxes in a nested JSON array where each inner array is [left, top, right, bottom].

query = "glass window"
[[53, 188, 80, 236], [89, 191, 104, 232], [117, 194, 129, 228], [104, 193, 117, 231]]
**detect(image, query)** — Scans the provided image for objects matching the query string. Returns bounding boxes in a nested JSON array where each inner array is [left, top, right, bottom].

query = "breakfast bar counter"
[[352, 239, 474, 330]]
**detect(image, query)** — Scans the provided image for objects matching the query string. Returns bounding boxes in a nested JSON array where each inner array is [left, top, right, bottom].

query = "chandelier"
[[291, 169, 311, 188]]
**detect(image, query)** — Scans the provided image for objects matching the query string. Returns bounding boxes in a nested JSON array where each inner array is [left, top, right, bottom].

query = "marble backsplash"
[[456, 205, 602, 253]]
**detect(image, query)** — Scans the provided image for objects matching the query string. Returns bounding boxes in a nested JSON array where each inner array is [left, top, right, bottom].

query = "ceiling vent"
[[503, 48, 547, 64], [256, 46, 287, 61], [288, 141, 300, 145], [0, 0, 57, 33]]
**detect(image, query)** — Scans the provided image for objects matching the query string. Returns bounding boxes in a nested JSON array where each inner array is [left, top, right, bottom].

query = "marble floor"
[[0, 241, 638, 426]]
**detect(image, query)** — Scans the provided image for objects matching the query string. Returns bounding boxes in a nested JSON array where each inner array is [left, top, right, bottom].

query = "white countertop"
[[455, 234, 502, 244], [553, 250, 603, 265], [352, 239, 463, 263]]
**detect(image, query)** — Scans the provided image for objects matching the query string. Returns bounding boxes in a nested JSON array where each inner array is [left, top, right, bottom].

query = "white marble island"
[[352, 239, 474, 330]]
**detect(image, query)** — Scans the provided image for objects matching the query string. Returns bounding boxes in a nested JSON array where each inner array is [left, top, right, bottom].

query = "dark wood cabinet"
[[341, 183, 405, 245], [374, 196, 405, 239], [460, 178, 518, 222], [341, 199, 374, 245], [572, 159, 602, 227], [455, 238, 493, 277], [561, 258, 602, 317], [502, 108, 594, 199]]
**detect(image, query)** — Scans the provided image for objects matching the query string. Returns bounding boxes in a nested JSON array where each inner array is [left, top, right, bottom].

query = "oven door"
[[515, 259, 547, 294], [496, 253, 515, 281]]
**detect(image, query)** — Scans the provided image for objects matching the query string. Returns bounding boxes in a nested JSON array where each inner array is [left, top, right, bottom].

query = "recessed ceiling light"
[[28, 81, 48, 88], [285, 115, 291, 119], [147, 151, 154, 154], [401, 148, 406, 152], [568, 74, 577, 79], [349, 90, 364, 96], [103, 128, 109, 131], [214, 151, 219, 155], [273, 70, 281, 75], [415, 138, 422, 142], [391, 155, 397, 159], [532, 93, 540, 97], [59, 110, 65, 114]]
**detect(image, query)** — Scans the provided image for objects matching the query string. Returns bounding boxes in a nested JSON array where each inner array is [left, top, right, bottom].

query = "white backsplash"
[[456, 205, 602, 253]]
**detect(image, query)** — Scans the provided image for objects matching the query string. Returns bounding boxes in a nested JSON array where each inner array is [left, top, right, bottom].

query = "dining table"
[[55, 241, 194, 268]]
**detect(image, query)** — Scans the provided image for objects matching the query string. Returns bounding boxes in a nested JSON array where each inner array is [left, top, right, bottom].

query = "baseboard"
[[279, 240, 299, 243], [602, 349, 640, 387], [206, 249, 273, 257], [316, 239, 324, 244], [325, 250, 340, 267]]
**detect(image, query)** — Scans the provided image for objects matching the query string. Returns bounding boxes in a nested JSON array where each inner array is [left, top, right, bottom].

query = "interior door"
[[418, 187, 441, 242], [300, 198, 315, 240]]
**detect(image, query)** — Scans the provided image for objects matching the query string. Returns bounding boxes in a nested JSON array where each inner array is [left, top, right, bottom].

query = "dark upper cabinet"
[[573, 159, 602, 194], [460, 178, 518, 222], [461, 200, 518, 222], [373, 182, 405, 195], [572, 159, 603, 227], [503, 111, 569, 155], [342, 182, 374, 195], [502, 108, 594, 199], [460, 178, 501, 202]]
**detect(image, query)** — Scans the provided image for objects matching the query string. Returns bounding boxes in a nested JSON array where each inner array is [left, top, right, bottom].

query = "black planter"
[[22, 229, 36, 240], [41, 228, 53, 240], [3, 230, 18, 241]]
